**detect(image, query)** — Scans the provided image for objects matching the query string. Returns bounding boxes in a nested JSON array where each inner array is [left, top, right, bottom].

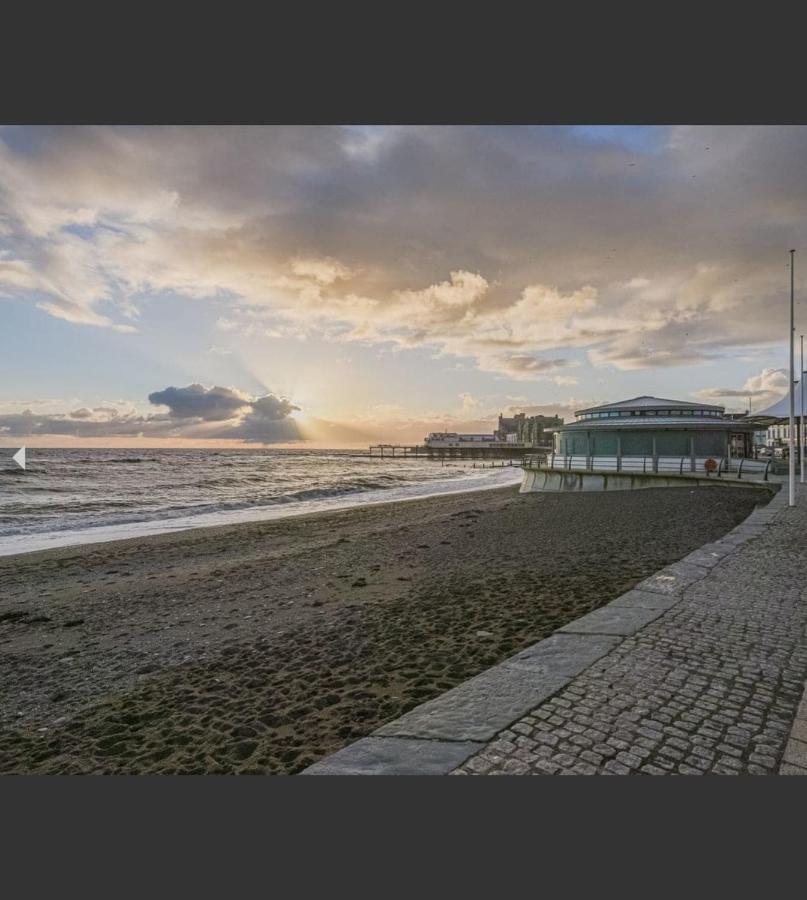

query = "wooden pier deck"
[[367, 444, 550, 461]]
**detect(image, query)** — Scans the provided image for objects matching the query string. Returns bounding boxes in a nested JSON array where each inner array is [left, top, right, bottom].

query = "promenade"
[[305, 481, 807, 775], [455, 481, 807, 775]]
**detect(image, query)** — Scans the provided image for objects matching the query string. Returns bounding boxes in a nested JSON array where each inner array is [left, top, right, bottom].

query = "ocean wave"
[[0, 465, 522, 555], [0, 449, 523, 542]]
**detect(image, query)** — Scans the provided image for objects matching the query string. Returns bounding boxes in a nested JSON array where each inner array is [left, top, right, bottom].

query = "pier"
[[368, 443, 548, 461]]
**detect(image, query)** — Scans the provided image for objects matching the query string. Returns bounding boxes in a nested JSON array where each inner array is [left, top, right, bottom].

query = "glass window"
[[656, 431, 690, 455], [591, 432, 618, 455], [570, 433, 588, 454], [695, 432, 725, 455], [621, 431, 653, 455]]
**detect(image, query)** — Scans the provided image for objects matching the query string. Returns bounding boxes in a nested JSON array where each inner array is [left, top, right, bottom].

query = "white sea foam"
[[0, 460, 521, 557]]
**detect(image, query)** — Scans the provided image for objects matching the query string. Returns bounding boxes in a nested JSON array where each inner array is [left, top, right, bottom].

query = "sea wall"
[[520, 466, 776, 494]]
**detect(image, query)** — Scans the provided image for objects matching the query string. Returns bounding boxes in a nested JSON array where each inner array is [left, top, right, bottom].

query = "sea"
[[0, 448, 522, 556]]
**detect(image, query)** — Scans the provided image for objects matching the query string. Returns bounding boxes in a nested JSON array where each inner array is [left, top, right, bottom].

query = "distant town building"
[[424, 412, 564, 449], [496, 412, 563, 446], [746, 392, 807, 453], [424, 432, 502, 448], [554, 396, 756, 459]]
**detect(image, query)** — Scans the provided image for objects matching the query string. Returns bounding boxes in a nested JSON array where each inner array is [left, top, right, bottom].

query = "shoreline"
[[0, 465, 522, 558], [0, 483, 768, 774]]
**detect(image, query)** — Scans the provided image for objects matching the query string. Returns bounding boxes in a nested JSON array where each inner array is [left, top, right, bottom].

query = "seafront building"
[[553, 396, 756, 460], [495, 413, 564, 445], [748, 392, 807, 456], [423, 432, 506, 449], [425, 413, 563, 450], [520, 395, 767, 494]]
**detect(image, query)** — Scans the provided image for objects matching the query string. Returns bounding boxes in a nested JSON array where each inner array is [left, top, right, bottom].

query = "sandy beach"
[[0, 483, 768, 774]]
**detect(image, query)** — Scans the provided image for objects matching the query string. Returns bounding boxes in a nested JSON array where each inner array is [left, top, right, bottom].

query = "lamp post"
[[789, 250, 796, 506], [801, 334, 805, 484]]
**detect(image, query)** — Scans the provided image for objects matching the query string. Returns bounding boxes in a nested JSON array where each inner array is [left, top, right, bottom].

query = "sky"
[[1, 124, 805, 448]]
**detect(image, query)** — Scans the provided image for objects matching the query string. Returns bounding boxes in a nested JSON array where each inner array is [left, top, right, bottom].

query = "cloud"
[[233, 395, 302, 442], [290, 256, 353, 284], [501, 399, 585, 423], [2, 125, 806, 378], [148, 384, 252, 421], [0, 383, 301, 444], [694, 367, 789, 410], [146, 384, 301, 441]]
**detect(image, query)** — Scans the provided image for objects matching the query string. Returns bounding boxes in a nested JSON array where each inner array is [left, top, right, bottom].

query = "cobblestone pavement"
[[454, 485, 807, 775], [780, 683, 807, 774]]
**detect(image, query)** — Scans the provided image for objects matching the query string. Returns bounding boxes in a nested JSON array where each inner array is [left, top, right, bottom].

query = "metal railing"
[[523, 454, 772, 481], [721, 457, 773, 480]]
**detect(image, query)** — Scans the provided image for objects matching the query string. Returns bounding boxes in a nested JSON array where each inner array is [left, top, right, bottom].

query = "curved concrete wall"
[[520, 467, 773, 494]]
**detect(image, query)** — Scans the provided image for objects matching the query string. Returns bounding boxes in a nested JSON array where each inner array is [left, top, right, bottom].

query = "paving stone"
[[505, 633, 622, 677], [302, 737, 484, 775], [783, 738, 807, 768], [609, 589, 683, 611], [552, 752, 577, 768], [789, 718, 807, 744], [374, 664, 571, 742], [559, 605, 666, 637], [580, 750, 604, 766], [716, 743, 742, 758], [616, 751, 643, 769], [636, 568, 696, 596], [603, 760, 631, 775]]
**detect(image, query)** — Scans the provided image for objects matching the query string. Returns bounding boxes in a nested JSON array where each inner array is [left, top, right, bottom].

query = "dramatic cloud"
[[148, 384, 252, 421], [0, 384, 301, 444], [1, 125, 805, 380]]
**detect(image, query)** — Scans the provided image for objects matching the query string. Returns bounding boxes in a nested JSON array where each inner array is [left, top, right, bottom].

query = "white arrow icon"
[[12, 446, 26, 470]]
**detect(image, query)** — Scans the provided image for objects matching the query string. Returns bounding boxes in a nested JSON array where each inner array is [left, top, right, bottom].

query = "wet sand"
[[0, 483, 768, 774]]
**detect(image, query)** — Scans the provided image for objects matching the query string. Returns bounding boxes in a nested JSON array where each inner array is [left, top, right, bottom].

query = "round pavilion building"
[[554, 396, 755, 462]]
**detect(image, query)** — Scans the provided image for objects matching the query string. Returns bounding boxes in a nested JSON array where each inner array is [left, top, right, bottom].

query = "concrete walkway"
[[304, 482, 806, 775]]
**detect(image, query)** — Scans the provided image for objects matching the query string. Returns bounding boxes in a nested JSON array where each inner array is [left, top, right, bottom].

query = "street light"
[[801, 334, 805, 485], [789, 250, 796, 506]]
